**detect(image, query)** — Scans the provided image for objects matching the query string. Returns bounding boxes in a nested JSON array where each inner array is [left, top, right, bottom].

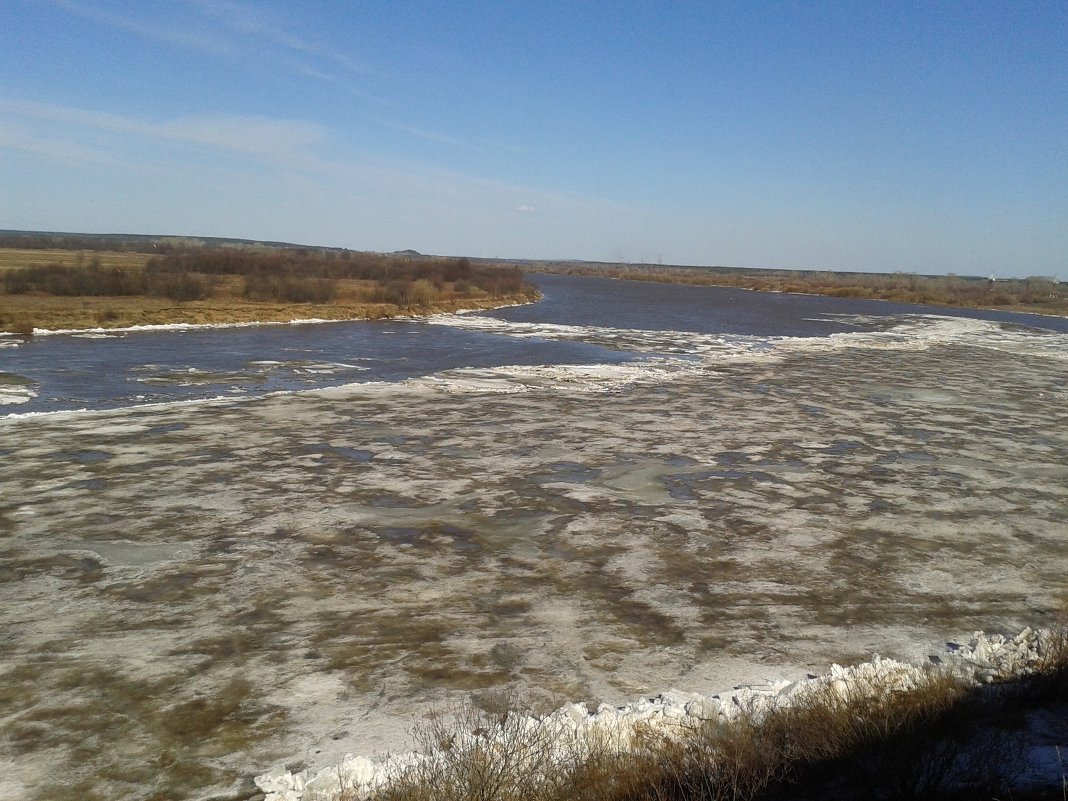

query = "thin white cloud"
[[163, 114, 327, 158], [291, 62, 339, 84], [187, 0, 370, 75], [47, 0, 232, 55], [486, 139, 532, 156], [515, 205, 538, 213], [0, 96, 641, 251], [48, 0, 373, 89], [0, 121, 120, 166], [376, 119, 476, 150], [0, 98, 327, 164], [376, 119, 533, 156]]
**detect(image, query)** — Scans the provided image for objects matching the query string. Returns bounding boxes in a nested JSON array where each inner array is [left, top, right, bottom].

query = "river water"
[[1, 274, 1067, 801], [3, 273, 1066, 415]]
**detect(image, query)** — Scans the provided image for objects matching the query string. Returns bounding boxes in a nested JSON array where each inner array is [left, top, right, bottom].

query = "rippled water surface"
[[493, 273, 1068, 335], [0, 314, 633, 415]]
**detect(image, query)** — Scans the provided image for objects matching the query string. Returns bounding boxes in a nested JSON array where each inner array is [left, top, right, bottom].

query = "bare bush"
[[3, 262, 145, 296], [145, 272, 212, 301], [243, 274, 336, 303], [406, 279, 439, 308], [3, 247, 533, 309], [358, 661, 1043, 801], [376, 696, 574, 801]]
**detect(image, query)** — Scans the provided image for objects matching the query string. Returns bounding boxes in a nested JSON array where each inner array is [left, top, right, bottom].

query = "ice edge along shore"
[[256, 627, 1062, 801]]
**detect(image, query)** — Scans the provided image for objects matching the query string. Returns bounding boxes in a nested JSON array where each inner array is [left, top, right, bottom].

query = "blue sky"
[[1, 1, 1065, 278]]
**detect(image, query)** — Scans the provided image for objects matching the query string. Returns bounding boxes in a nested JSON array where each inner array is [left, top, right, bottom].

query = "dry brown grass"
[[0, 248, 537, 332], [0, 248, 150, 271], [346, 655, 1068, 801], [1032, 601, 1068, 700], [0, 292, 534, 333]]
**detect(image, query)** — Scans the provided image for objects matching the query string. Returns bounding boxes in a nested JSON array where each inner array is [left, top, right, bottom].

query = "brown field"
[[0, 291, 528, 332], [0, 248, 152, 271], [0, 248, 536, 333]]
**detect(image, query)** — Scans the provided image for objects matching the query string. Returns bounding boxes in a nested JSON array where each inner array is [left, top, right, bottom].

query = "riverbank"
[[526, 261, 1068, 318], [0, 292, 538, 335], [0, 245, 538, 334], [256, 626, 1068, 801]]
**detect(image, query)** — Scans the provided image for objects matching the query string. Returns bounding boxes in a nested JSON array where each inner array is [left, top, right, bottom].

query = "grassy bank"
[[0, 247, 537, 333], [528, 261, 1067, 317]]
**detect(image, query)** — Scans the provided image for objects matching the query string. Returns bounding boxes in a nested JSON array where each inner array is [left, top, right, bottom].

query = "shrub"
[[376, 698, 568, 801], [2, 263, 145, 296], [406, 279, 439, 308], [355, 662, 1044, 801], [372, 281, 413, 306], [243, 274, 336, 304], [150, 249, 530, 299], [146, 272, 212, 302], [3, 247, 534, 310], [6, 319, 35, 337]]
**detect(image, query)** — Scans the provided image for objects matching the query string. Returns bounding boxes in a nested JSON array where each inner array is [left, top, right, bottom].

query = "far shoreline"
[[525, 264, 1068, 319], [0, 294, 539, 338]]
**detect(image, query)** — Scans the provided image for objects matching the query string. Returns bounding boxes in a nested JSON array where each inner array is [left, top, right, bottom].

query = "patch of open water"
[[4, 273, 1065, 416]]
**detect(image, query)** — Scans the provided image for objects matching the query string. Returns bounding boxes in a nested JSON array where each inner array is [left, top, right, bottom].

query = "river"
[[1, 274, 1066, 800], [4, 274, 1067, 415]]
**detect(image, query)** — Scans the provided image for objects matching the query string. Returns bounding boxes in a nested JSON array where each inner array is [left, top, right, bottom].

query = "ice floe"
[[0, 373, 39, 406], [4, 318, 1065, 798], [0, 385, 37, 406], [9, 300, 537, 338], [255, 628, 1057, 801], [429, 312, 1068, 363], [16, 319, 345, 337], [395, 360, 703, 395]]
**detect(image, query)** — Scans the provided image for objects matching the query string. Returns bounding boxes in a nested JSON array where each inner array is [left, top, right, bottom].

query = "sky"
[[1, 1, 1066, 278]]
